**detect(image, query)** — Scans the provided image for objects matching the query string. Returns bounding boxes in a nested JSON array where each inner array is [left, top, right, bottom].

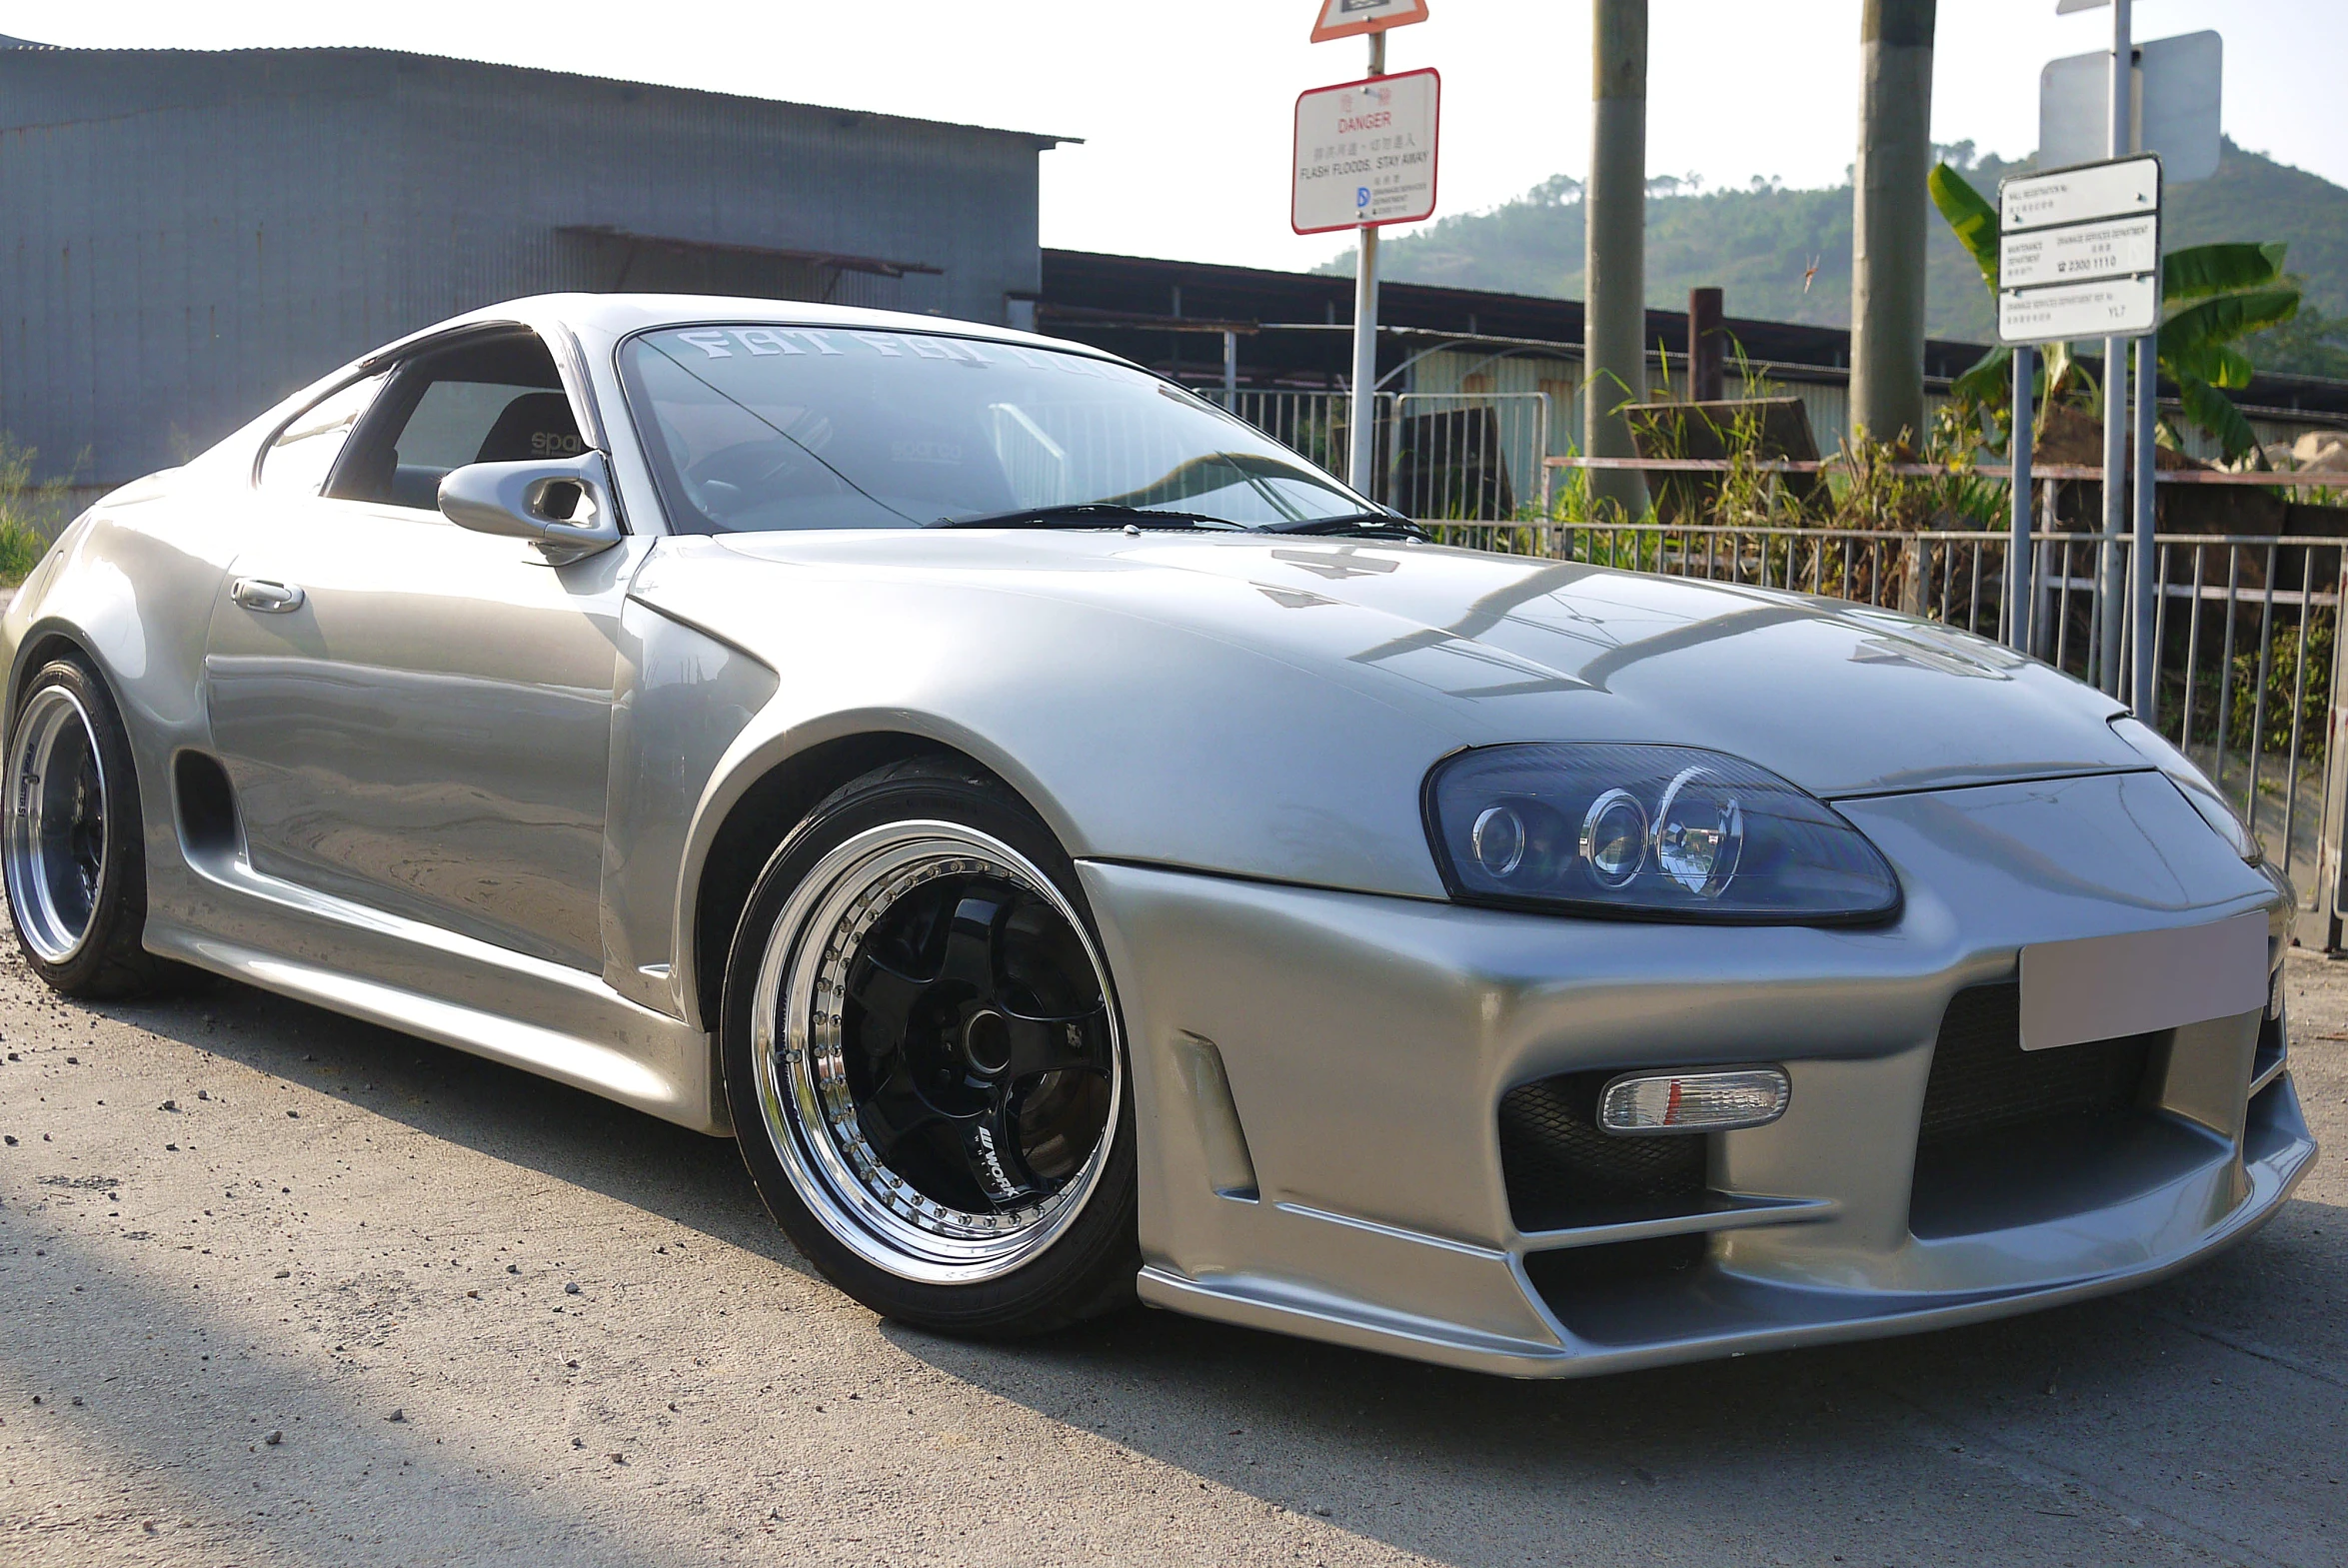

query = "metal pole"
[[1222, 329, 1238, 401], [2131, 332, 2158, 718], [1345, 30, 1387, 500], [2097, 0, 2134, 694], [2010, 343, 2036, 653], [1583, 0, 1647, 517], [1849, 0, 1937, 451]]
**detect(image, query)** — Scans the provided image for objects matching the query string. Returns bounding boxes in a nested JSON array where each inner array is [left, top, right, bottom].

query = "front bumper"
[[1078, 771, 2319, 1378]]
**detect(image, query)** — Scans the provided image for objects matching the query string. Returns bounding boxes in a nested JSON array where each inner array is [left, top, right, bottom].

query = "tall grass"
[[0, 437, 87, 585]]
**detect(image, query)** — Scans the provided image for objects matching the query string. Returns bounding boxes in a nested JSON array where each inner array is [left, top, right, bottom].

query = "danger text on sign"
[[1291, 68, 1440, 235]]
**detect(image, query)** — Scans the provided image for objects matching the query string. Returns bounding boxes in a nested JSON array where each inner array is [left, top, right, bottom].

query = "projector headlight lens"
[[1424, 743, 1899, 923], [1654, 767, 1744, 897], [1578, 789, 1650, 888]]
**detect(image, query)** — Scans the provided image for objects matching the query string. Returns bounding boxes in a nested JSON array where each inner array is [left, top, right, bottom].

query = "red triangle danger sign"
[[1310, 0, 1429, 44]]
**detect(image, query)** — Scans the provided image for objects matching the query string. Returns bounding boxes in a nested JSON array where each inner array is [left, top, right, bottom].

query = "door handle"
[[231, 577, 305, 614]]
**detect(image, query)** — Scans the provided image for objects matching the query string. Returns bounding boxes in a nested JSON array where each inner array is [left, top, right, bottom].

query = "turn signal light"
[[1598, 1068, 1790, 1135]]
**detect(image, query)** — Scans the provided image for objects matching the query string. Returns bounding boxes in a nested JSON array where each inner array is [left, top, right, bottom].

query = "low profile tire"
[[4, 654, 172, 997], [720, 758, 1140, 1336]]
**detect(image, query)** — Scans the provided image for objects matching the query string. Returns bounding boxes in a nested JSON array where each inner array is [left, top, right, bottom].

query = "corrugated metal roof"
[[0, 43, 1077, 147]]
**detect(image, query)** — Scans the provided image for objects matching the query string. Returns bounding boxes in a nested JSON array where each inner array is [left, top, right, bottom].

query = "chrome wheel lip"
[[4, 685, 106, 965], [750, 820, 1124, 1286]]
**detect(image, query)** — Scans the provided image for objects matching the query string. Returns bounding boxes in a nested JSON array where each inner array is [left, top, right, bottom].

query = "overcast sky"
[[16, 2, 2346, 274]]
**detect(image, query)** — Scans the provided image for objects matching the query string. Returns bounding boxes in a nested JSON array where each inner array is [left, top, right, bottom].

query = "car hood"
[[676, 530, 2141, 801]]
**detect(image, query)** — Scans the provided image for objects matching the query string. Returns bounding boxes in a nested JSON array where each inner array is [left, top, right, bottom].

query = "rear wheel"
[[4, 655, 171, 997], [720, 759, 1138, 1335]]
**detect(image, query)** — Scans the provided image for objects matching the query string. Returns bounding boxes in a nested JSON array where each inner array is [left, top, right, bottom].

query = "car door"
[[204, 328, 642, 973]]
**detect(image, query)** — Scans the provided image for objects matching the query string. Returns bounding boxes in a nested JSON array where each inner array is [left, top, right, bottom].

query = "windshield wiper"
[[930, 504, 1250, 531], [1254, 512, 1430, 541]]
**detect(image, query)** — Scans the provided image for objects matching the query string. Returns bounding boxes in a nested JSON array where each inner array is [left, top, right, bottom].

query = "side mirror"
[[438, 452, 622, 565]]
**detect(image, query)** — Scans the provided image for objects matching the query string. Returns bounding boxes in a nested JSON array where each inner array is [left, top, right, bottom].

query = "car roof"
[[370, 293, 1133, 367]]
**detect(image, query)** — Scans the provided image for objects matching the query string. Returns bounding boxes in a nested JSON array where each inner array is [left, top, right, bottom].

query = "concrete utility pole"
[[1848, 0, 1937, 450], [1583, 0, 1647, 517]]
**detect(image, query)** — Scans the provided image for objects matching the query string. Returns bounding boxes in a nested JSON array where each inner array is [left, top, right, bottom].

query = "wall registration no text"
[[1291, 68, 1439, 236]]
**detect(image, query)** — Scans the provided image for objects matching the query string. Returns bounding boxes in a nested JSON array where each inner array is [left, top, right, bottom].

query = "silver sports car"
[[1, 295, 2315, 1376]]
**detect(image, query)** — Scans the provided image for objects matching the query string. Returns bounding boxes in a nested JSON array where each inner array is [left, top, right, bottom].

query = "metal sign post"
[[1297, 5, 1436, 502], [1998, 154, 2162, 671], [2043, 5, 2223, 716], [2098, 0, 2134, 701], [2010, 344, 2037, 654]]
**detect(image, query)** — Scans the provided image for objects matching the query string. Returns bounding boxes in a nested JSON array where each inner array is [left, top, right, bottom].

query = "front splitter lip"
[[1137, 1110, 2318, 1381]]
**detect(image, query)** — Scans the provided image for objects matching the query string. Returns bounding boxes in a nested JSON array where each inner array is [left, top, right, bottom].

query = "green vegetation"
[[2229, 610, 2331, 760], [1334, 140, 2348, 377], [1929, 164, 2300, 460], [0, 437, 85, 585]]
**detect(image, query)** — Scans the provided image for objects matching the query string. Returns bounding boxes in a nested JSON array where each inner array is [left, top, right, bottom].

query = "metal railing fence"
[[1203, 389, 1553, 516]]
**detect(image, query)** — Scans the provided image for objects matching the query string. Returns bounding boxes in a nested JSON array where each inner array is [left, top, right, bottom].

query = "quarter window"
[[257, 375, 386, 495], [330, 335, 586, 511]]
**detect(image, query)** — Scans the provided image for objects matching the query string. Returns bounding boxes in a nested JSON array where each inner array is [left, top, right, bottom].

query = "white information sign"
[[1997, 155, 2162, 346], [2000, 213, 2158, 291], [1999, 274, 2160, 346], [1291, 68, 1440, 236], [1999, 156, 2158, 233]]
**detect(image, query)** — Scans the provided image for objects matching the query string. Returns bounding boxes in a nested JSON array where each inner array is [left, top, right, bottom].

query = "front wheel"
[[720, 759, 1139, 1335], [3, 655, 172, 997]]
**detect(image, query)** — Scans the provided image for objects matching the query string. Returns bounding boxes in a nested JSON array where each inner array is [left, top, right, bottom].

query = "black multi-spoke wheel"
[[3, 655, 170, 997], [722, 759, 1138, 1335]]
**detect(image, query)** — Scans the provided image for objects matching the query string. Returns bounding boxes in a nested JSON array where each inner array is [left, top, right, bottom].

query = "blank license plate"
[[2018, 910, 2267, 1052]]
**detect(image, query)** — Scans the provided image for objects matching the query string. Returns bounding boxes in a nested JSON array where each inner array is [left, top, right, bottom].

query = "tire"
[[3, 654, 173, 997], [720, 757, 1139, 1336]]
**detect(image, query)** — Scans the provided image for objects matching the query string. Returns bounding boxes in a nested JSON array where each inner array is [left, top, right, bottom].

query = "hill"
[[1322, 140, 2348, 376]]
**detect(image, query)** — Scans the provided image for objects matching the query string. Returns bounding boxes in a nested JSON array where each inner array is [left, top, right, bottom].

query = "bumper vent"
[[1497, 1071, 1705, 1232], [1919, 983, 2155, 1148], [1909, 982, 2175, 1239]]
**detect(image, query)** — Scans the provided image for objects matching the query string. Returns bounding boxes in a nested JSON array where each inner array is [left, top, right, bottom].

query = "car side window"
[[257, 375, 387, 495], [328, 333, 587, 512]]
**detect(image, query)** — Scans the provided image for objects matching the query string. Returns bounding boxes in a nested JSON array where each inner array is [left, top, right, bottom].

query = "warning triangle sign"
[[1310, 0, 1429, 44]]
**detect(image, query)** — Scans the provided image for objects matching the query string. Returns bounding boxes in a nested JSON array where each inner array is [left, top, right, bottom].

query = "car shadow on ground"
[[76, 969, 817, 1280], [80, 969, 2348, 1567]]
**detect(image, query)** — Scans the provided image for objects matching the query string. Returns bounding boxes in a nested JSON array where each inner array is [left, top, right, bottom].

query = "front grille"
[[1918, 983, 2156, 1149], [1498, 1071, 1705, 1231]]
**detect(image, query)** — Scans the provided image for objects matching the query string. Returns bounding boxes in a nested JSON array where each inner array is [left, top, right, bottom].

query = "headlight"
[[1423, 744, 1901, 923], [2109, 716, 2260, 864]]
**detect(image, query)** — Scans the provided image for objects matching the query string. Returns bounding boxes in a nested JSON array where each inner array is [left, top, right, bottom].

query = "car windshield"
[[618, 325, 1374, 533]]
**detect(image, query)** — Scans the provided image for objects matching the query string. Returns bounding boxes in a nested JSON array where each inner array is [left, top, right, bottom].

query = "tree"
[[1928, 163, 2302, 461]]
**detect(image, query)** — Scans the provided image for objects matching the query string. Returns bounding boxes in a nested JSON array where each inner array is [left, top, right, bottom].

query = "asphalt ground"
[[0, 932, 2341, 1568]]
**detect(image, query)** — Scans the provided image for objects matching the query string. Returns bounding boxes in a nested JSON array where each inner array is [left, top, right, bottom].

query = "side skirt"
[[148, 855, 725, 1134]]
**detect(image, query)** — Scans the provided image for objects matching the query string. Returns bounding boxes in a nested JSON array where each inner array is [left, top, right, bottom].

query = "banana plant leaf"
[[1929, 164, 2001, 291], [2163, 338, 2258, 391], [2160, 287, 2302, 367], [1951, 343, 2012, 406], [2176, 375, 2261, 462], [2162, 242, 2286, 303]]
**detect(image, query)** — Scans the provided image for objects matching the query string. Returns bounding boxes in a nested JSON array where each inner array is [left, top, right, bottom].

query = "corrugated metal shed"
[[0, 45, 1065, 487]]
